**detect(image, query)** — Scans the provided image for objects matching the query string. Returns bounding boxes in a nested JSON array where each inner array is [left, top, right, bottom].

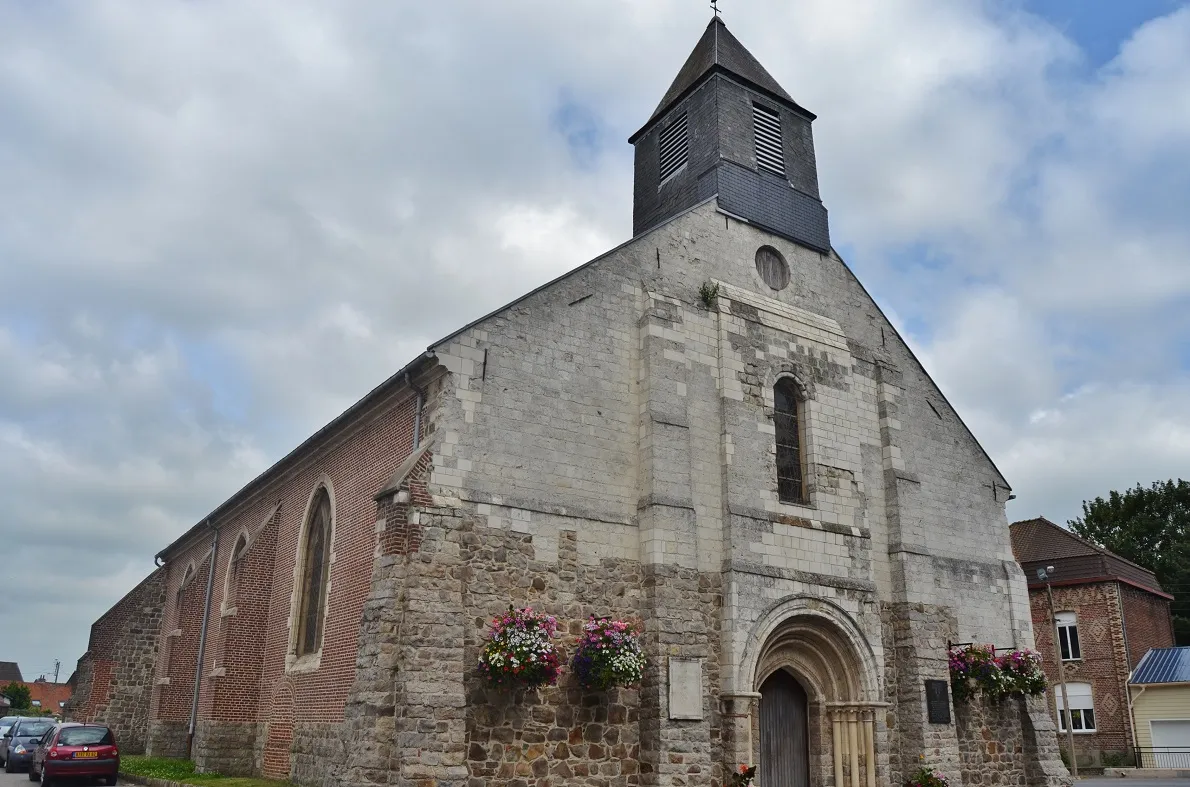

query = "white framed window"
[[1056, 611, 1081, 661], [31, 700, 41, 707], [1056, 682, 1096, 732]]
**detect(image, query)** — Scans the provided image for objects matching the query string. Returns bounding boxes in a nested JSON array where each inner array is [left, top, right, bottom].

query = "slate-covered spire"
[[630, 17, 830, 253], [643, 17, 804, 130]]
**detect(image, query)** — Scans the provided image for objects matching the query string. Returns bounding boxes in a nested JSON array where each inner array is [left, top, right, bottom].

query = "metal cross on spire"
[[710, 0, 721, 19]]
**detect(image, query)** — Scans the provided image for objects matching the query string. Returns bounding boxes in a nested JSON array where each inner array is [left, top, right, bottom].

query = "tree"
[[1069, 479, 1190, 646], [1, 682, 31, 710]]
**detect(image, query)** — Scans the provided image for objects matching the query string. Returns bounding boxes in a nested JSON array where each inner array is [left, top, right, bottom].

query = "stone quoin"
[[68, 16, 1072, 787]]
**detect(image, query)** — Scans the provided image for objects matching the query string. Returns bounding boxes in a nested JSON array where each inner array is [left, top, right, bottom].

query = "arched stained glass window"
[[774, 379, 805, 504], [296, 489, 332, 656]]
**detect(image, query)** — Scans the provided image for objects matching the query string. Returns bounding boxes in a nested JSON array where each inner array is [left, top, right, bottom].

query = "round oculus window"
[[755, 245, 790, 291]]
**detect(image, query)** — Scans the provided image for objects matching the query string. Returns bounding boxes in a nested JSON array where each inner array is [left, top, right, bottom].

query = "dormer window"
[[658, 112, 689, 184], [753, 103, 785, 177]]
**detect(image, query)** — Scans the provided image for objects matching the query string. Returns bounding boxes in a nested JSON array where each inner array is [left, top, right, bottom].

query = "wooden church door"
[[759, 669, 810, 787]]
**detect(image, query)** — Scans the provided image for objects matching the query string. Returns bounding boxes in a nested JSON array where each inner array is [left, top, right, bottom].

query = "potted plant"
[[571, 615, 647, 690], [477, 607, 562, 690]]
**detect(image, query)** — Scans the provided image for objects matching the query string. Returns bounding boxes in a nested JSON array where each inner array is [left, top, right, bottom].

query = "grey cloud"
[[1, 0, 1188, 674]]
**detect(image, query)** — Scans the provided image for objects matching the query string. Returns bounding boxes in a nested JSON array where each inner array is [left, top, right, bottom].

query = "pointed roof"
[[631, 17, 812, 142]]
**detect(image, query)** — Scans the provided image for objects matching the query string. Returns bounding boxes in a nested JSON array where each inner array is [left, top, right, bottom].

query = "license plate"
[[74, 752, 98, 759]]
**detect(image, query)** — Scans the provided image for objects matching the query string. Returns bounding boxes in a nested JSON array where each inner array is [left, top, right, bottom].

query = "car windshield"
[[58, 727, 112, 746], [18, 722, 54, 737]]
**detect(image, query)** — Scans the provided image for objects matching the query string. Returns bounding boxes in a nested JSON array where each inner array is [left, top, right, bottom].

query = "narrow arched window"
[[296, 489, 332, 655], [774, 379, 805, 503]]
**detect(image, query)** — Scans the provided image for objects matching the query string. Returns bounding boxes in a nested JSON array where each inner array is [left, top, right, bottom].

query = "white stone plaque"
[[668, 657, 703, 720]]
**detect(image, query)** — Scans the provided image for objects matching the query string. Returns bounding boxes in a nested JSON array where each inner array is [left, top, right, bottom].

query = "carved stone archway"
[[729, 596, 883, 787]]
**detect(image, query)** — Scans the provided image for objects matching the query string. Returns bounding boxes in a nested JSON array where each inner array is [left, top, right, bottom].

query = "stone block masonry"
[[67, 567, 166, 754]]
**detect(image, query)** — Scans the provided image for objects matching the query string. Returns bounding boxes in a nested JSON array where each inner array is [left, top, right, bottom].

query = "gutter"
[[1128, 683, 1145, 752], [186, 522, 218, 758]]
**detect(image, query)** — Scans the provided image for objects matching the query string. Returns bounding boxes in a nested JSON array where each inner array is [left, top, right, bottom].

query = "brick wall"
[[1120, 585, 1175, 667], [146, 385, 422, 779], [66, 567, 165, 753], [1028, 581, 1135, 766]]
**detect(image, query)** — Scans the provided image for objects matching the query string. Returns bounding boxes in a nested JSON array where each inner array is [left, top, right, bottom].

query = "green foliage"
[[905, 765, 950, 787], [1, 682, 31, 709], [698, 281, 720, 309], [1099, 750, 1133, 768], [1069, 478, 1190, 645], [119, 757, 292, 787]]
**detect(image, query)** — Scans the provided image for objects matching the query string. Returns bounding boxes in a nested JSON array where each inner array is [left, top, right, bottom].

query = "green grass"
[[119, 756, 292, 787]]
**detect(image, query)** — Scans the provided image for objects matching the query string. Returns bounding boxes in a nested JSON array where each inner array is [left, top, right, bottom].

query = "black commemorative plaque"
[[925, 679, 951, 724]]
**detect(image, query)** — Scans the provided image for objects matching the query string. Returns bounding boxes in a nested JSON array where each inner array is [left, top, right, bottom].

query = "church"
[[67, 17, 1071, 787]]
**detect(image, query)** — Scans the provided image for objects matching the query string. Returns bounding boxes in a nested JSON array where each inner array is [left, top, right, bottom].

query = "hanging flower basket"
[[948, 644, 1046, 702], [571, 616, 647, 690], [477, 607, 561, 691], [996, 648, 1047, 697]]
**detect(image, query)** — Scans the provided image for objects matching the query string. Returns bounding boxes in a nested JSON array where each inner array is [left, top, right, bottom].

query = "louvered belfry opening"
[[658, 112, 689, 183], [753, 102, 785, 177]]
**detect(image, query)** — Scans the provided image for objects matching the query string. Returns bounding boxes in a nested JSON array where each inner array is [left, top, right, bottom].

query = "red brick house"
[[1011, 516, 1176, 768], [0, 674, 72, 717]]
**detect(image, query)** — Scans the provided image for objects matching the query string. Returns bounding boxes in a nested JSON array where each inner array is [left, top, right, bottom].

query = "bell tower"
[[629, 17, 830, 252]]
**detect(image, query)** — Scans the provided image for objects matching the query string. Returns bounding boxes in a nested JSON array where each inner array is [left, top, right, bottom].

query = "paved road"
[[0, 766, 36, 786], [1078, 780, 1190, 786], [7, 764, 1190, 787]]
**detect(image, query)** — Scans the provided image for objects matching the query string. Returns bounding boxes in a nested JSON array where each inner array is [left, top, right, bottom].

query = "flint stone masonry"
[[956, 695, 1072, 787]]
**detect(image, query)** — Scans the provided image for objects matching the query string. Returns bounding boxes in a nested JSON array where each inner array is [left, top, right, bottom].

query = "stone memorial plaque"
[[925, 679, 951, 724], [668, 657, 703, 720]]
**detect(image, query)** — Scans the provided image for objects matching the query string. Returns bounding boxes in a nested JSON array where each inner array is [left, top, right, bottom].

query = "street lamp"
[[1038, 565, 1078, 779]]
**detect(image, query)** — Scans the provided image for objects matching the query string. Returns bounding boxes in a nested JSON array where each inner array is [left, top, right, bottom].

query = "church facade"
[[69, 18, 1071, 787]]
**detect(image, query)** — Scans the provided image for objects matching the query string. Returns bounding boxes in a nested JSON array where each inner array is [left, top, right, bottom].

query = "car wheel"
[[5, 756, 13, 773], [39, 764, 52, 787], [27, 765, 37, 782], [103, 776, 117, 786]]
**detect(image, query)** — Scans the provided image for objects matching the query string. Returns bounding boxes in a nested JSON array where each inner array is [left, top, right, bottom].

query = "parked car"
[[0, 717, 18, 757], [1, 718, 56, 773], [30, 723, 119, 786]]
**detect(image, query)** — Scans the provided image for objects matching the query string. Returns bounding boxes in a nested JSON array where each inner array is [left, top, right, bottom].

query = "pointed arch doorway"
[[759, 669, 810, 787]]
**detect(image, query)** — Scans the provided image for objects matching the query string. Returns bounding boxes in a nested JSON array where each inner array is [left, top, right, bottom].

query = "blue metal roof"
[[1131, 647, 1190, 685]]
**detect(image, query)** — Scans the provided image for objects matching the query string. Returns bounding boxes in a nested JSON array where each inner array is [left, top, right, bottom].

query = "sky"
[[0, 0, 1188, 679]]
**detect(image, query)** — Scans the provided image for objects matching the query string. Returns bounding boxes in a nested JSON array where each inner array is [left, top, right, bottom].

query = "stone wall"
[[955, 694, 1071, 787], [193, 720, 258, 776], [67, 567, 166, 753]]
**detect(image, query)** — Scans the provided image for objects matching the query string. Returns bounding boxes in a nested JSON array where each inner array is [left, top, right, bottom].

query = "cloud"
[[0, 0, 1188, 673]]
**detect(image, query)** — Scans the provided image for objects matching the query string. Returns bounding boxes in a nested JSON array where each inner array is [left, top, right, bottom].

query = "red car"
[[29, 723, 118, 786]]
